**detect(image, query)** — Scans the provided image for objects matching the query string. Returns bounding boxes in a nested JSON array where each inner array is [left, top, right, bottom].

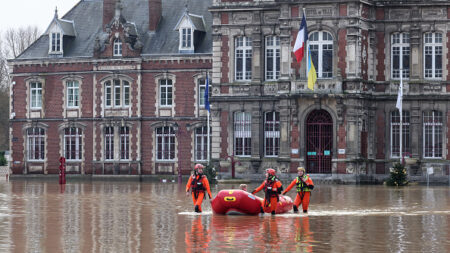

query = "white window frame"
[[180, 27, 193, 50], [159, 79, 173, 107], [308, 31, 333, 78], [265, 36, 280, 81], [195, 126, 208, 161], [66, 80, 79, 108], [390, 111, 410, 158], [264, 111, 280, 157], [27, 127, 45, 161], [156, 126, 176, 161], [235, 36, 252, 81], [30, 82, 42, 109], [424, 33, 442, 80], [391, 33, 410, 79], [120, 126, 130, 160], [64, 127, 82, 161], [423, 111, 443, 158], [104, 79, 130, 108], [50, 32, 62, 53], [234, 112, 252, 157], [113, 38, 122, 57], [104, 126, 114, 160], [198, 78, 209, 107]]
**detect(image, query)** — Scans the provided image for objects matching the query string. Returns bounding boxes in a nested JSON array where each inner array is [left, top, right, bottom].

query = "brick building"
[[9, 0, 212, 175], [208, 0, 450, 177], [9, 0, 450, 177]]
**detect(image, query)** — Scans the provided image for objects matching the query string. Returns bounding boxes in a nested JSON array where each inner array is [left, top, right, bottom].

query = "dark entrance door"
[[305, 110, 333, 173]]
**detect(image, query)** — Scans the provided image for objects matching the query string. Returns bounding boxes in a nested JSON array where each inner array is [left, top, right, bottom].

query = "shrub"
[[386, 163, 408, 186], [204, 164, 217, 184]]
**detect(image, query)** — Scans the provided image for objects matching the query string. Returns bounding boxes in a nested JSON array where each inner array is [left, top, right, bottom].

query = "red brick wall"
[[96, 26, 141, 58], [338, 29, 347, 79], [375, 109, 385, 160], [221, 36, 230, 84], [220, 111, 229, 159], [103, 0, 115, 28], [221, 13, 229, 24], [141, 122, 153, 174], [177, 122, 193, 173], [10, 123, 24, 174], [337, 119, 347, 174], [291, 6, 299, 18], [376, 7, 385, 20], [174, 72, 195, 117], [376, 32, 386, 81], [339, 4, 347, 17]]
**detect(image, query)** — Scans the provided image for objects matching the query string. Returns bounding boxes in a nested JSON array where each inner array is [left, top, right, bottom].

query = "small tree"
[[203, 164, 217, 184], [386, 163, 408, 186]]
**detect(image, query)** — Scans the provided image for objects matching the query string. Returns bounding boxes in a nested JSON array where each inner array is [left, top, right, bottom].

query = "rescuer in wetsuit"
[[252, 168, 283, 215], [282, 167, 314, 213], [186, 164, 213, 213]]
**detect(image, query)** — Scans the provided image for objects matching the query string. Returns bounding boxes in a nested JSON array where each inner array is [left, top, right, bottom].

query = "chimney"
[[103, 0, 116, 28], [149, 0, 162, 31]]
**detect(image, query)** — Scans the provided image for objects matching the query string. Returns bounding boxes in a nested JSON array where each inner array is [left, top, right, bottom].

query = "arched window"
[[104, 126, 114, 160], [308, 31, 333, 78], [424, 33, 442, 79], [391, 33, 410, 79], [195, 126, 208, 161], [234, 112, 251, 156], [27, 127, 45, 161], [120, 126, 130, 160], [104, 79, 130, 108], [64, 127, 82, 160], [113, 38, 122, 56]]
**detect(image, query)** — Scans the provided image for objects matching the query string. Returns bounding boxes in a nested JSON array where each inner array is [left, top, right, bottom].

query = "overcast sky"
[[0, 0, 80, 33]]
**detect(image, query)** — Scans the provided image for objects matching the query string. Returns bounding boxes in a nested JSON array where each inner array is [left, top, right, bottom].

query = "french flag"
[[293, 14, 308, 64]]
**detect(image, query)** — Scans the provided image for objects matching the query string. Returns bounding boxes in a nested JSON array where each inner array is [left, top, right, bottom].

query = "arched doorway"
[[305, 109, 333, 173]]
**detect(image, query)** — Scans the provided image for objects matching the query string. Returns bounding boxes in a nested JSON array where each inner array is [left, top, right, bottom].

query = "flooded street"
[[0, 181, 449, 252]]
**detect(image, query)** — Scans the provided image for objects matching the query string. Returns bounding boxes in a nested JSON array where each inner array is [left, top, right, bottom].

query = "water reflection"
[[0, 182, 449, 252]]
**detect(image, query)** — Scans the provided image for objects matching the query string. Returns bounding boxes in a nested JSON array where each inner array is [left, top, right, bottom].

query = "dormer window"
[[181, 28, 192, 49], [51, 32, 61, 52], [113, 38, 122, 56], [175, 12, 206, 54]]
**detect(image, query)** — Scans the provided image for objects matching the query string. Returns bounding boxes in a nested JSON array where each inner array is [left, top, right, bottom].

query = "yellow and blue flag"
[[307, 45, 317, 90]]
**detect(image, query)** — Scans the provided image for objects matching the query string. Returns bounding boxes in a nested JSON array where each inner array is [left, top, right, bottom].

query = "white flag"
[[396, 80, 403, 111]]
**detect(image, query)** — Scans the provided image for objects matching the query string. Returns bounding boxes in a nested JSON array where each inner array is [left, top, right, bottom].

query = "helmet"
[[266, 168, 276, 176], [297, 167, 305, 173], [194, 164, 204, 170]]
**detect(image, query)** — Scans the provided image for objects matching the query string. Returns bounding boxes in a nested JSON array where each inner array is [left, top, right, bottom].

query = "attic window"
[[113, 38, 122, 56], [50, 32, 62, 53], [181, 28, 192, 49]]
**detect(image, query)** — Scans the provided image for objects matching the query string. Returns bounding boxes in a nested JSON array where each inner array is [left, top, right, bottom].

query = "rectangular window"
[[114, 79, 121, 107], [51, 33, 61, 52], [120, 127, 130, 160], [27, 127, 45, 161], [265, 36, 280, 81], [67, 80, 79, 108], [235, 37, 252, 81], [265, 112, 280, 157], [308, 31, 333, 78], [424, 33, 442, 79], [423, 111, 442, 158], [390, 111, 410, 158], [64, 127, 82, 160], [391, 33, 410, 79], [105, 81, 112, 107], [123, 81, 130, 107], [159, 79, 173, 107], [195, 126, 208, 161], [156, 126, 175, 160], [30, 82, 42, 109], [182, 28, 192, 48], [105, 127, 114, 160], [234, 112, 251, 156], [198, 78, 210, 107], [113, 39, 122, 56]]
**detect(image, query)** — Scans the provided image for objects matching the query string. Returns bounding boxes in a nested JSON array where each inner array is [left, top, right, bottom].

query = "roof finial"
[[54, 6, 58, 19], [185, 0, 189, 14]]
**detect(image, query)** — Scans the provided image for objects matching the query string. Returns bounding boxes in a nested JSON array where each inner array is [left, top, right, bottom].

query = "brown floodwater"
[[0, 180, 449, 252]]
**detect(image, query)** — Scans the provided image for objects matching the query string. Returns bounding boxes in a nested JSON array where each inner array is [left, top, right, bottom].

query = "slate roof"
[[16, 0, 212, 60]]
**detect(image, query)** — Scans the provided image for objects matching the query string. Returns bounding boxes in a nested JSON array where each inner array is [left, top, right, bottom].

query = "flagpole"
[[399, 69, 403, 164], [206, 73, 211, 165]]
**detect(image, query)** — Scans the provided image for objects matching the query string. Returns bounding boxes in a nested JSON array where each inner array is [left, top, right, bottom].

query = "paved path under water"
[[0, 181, 449, 252]]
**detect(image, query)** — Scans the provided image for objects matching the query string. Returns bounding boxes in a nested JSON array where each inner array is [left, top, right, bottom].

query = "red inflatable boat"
[[211, 189, 293, 215]]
